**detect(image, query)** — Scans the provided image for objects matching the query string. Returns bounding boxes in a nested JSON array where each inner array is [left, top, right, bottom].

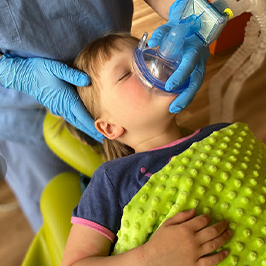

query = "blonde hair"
[[69, 32, 140, 161]]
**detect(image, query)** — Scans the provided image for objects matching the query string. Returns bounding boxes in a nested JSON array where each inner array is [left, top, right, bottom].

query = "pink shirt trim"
[[150, 129, 201, 151], [71, 217, 116, 243]]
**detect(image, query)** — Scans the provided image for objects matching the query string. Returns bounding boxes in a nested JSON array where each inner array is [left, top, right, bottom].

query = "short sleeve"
[[72, 165, 122, 243]]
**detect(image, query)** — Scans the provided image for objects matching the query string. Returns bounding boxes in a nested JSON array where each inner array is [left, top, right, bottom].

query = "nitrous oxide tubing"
[[209, 0, 266, 123], [209, 15, 259, 123], [222, 0, 266, 121]]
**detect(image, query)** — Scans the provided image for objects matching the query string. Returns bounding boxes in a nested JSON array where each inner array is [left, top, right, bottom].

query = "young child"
[[62, 32, 232, 266], [62, 33, 266, 265]]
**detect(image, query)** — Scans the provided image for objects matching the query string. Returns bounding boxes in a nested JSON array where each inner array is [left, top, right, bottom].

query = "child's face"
[[98, 42, 177, 136]]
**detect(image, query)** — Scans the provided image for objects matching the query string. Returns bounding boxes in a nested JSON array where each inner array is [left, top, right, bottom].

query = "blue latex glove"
[[0, 54, 104, 142], [148, 0, 210, 113]]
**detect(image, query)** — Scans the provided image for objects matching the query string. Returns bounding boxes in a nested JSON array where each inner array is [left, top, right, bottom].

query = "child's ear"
[[95, 118, 124, 140]]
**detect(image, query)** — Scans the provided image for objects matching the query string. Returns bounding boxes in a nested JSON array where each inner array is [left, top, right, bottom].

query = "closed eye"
[[118, 71, 132, 81]]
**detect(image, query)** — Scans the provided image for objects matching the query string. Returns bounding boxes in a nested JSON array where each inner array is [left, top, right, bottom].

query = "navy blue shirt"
[[72, 123, 230, 243]]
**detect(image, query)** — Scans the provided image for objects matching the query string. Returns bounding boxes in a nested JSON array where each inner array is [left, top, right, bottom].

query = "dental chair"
[[22, 111, 104, 266]]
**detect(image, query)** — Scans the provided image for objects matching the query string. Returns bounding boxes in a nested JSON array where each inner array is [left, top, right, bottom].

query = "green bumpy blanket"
[[112, 123, 266, 265]]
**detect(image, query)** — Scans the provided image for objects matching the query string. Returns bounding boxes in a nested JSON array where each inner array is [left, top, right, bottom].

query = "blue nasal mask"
[[133, 0, 232, 94]]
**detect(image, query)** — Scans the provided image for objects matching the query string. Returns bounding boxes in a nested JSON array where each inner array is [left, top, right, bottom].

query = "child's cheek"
[[119, 78, 148, 106]]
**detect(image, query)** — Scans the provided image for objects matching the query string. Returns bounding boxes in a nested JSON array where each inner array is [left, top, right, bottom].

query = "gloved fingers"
[[148, 24, 172, 48], [169, 56, 206, 113], [165, 47, 200, 91], [48, 60, 90, 87], [182, 35, 210, 62], [75, 120, 105, 143], [71, 100, 105, 143], [0, 53, 17, 61]]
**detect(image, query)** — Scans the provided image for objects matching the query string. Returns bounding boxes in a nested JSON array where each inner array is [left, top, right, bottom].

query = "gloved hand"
[[148, 0, 210, 113], [0, 54, 105, 142]]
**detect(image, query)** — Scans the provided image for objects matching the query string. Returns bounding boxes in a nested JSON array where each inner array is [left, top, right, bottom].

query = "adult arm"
[[144, 0, 175, 20]]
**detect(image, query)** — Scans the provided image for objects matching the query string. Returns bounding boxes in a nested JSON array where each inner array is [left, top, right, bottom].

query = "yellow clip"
[[223, 8, 233, 19]]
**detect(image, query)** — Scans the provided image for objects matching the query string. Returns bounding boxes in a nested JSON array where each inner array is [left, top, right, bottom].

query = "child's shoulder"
[[98, 152, 147, 173], [200, 123, 231, 135], [94, 150, 158, 180]]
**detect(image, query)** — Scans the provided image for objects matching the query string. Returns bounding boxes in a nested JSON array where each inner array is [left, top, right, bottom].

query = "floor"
[[0, 1, 265, 265], [0, 180, 34, 266]]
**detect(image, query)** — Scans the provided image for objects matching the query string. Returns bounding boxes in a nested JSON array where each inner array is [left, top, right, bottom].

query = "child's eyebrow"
[[111, 63, 124, 77], [107, 63, 124, 84]]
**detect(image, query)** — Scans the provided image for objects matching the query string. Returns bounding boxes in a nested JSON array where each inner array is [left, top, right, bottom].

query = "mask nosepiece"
[[133, 32, 190, 94]]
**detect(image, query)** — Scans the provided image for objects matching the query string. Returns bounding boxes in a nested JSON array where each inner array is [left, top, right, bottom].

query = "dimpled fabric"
[[112, 123, 266, 265]]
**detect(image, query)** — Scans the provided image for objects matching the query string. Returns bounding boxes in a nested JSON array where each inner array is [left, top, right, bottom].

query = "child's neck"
[[133, 122, 183, 153]]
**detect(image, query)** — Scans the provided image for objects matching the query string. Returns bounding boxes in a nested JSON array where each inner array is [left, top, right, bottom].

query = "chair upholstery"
[[22, 172, 81, 266], [43, 111, 103, 177], [22, 111, 104, 265]]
